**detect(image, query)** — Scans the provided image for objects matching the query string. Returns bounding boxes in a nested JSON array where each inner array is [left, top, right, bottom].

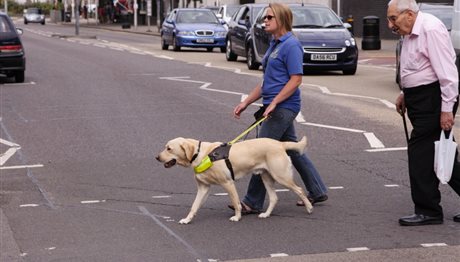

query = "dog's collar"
[[190, 141, 201, 163]]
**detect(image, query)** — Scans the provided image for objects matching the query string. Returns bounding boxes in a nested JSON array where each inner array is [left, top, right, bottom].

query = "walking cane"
[[401, 112, 409, 144]]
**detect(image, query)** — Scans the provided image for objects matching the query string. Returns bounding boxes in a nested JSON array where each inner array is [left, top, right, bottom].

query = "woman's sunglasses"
[[263, 15, 275, 21]]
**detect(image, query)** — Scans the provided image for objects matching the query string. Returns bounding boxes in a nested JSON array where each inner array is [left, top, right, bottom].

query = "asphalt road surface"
[[1, 22, 459, 262]]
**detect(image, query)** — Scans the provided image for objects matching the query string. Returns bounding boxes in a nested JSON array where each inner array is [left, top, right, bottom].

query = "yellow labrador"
[[156, 137, 313, 224]]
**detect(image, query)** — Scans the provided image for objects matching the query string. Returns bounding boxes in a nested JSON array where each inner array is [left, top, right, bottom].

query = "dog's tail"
[[282, 136, 307, 153]]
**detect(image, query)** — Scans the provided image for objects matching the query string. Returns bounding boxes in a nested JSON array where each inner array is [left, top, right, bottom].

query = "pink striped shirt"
[[400, 11, 459, 112]]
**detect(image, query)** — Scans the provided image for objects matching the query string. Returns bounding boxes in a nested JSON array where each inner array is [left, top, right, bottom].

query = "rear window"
[[0, 16, 13, 33]]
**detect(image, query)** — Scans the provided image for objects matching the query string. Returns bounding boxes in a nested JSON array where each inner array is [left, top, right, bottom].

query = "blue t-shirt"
[[261, 31, 303, 113]]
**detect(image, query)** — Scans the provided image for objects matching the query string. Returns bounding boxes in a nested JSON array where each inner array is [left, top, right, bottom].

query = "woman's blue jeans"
[[243, 107, 328, 210]]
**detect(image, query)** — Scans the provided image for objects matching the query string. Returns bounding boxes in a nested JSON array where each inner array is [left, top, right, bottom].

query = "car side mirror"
[[343, 22, 351, 29], [216, 13, 222, 19], [16, 28, 23, 35]]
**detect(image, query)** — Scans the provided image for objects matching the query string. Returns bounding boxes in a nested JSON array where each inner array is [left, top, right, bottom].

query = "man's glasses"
[[387, 9, 409, 23], [263, 15, 275, 21]]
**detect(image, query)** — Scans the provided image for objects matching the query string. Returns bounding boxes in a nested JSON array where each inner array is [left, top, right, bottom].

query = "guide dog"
[[156, 136, 313, 224]]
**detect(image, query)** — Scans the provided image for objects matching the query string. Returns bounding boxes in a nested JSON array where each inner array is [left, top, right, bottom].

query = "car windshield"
[[227, 6, 240, 17], [292, 7, 343, 28], [0, 16, 13, 33], [421, 6, 453, 30], [177, 10, 218, 24], [27, 8, 42, 14]]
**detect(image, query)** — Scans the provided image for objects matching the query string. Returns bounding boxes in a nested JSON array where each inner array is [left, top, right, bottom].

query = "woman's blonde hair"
[[269, 3, 293, 32]]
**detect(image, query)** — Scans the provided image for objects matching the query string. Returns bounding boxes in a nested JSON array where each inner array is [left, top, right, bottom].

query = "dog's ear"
[[180, 139, 196, 162]]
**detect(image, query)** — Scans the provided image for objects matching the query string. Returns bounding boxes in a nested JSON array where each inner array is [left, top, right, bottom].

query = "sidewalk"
[[60, 18, 398, 58]]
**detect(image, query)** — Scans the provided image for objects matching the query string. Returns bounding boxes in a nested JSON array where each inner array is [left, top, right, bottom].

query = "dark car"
[[395, 3, 454, 87], [0, 12, 25, 83], [225, 3, 267, 62], [249, 4, 358, 74], [160, 8, 227, 52], [23, 8, 45, 25]]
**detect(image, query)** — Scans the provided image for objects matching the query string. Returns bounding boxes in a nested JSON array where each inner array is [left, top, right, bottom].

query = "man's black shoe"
[[454, 214, 460, 222], [399, 214, 443, 226]]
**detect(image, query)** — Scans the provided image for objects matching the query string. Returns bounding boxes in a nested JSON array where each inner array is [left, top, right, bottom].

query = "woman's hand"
[[233, 102, 248, 119]]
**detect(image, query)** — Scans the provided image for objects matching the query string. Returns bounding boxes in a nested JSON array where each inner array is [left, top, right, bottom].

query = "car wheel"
[[161, 36, 169, 50], [246, 44, 260, 70], [206, 47, 213, 52], [14, 71, 25, 83], [172, 36, 180, 51], [225, 39, 237, 61], [343, 67, 357, 75], [220, 46, 226, 53], [41, 21, 45, 25], [24, 20, 28, 25]]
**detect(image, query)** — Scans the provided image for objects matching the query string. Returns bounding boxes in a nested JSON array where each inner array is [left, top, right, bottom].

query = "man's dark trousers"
[[404, 81, 460, 217]]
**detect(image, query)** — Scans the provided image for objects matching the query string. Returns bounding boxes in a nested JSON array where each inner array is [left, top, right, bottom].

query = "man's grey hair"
[[388, 0, 419, 13]]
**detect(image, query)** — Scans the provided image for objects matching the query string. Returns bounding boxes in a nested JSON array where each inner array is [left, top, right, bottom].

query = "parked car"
[[217, 4, 240, 24], [453, 0, 460, 77], [160, 8, 227, 52], [23, 8, 45, 25], [248, 4, 358, 74], [225, 3, 267, 62], [395, 3, 454, 87], [0, 12, 25, 83]]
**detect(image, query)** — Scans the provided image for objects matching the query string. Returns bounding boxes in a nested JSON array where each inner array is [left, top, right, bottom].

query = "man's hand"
[[395, 93, 405, 115], [441, 111, 455, 130]]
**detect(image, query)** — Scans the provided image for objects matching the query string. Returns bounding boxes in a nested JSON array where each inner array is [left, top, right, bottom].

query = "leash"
[[228, 116, 268, 145]]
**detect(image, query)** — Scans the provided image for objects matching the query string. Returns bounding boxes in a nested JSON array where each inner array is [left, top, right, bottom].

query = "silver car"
[[24, 8, 45, 25]]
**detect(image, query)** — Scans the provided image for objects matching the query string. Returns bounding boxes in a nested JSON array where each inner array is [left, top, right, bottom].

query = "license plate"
[[311, 54, 337, 61], [196, 38, 214, 43]]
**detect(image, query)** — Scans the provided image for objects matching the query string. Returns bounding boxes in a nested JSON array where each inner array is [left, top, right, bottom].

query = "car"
[[395, 3, 454, 87], [23, 8, 45, 25], [217, 4, 240, 24], [248, 4, 358, 74], [451, 0, 459, 80], [225, 3, 267, 62], [0, 12, 25, 83], [160, 8, 227, 52]]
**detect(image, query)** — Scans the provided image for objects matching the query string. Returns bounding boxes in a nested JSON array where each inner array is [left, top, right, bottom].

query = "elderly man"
[[388, 0, 460, 226]]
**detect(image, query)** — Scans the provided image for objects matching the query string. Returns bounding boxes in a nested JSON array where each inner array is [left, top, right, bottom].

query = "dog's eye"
[[167, 146, 172, 151]]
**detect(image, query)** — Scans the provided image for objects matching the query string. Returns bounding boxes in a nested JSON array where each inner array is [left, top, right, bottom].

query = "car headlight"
[[345, 38, 356, 47], [215, 31, 227, 37], [177, 31, 195, 36]]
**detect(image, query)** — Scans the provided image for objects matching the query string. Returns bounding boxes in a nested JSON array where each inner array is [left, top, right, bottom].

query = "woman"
[[231, 3, 328, 214]]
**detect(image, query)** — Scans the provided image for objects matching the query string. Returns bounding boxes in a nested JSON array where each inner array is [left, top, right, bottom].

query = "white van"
[[452, 0, 460, 75]]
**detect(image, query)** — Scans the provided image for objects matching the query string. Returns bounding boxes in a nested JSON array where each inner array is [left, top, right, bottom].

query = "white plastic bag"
[[434, 130, 457, 184]]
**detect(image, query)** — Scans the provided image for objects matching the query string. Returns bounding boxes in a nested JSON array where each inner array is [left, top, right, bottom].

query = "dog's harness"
[[192, 116, 267, 179], [193, 143, 235, 180]]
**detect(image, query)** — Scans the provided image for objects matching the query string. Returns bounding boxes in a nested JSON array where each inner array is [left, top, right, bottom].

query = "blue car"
[[160, 8, 227, 52], [250, 4, 358, 75]]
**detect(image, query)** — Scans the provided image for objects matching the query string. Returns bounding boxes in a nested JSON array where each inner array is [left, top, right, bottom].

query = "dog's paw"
[[229, 215, 241, 222], [258, 212, 270, 218], [179, 218, 192, 224], [306, 206, 313, 214]]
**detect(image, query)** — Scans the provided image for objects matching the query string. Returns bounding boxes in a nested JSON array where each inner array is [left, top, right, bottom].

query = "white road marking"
[[347, 247, 370, 252], [0, 164, 44, 170], [300, 122, 365, 133], [364, 132, 385, 148], [19, 204, 39, 207], [213, 193, 228, 196], [81, 200, 106, 204], [270, 253, 289, 257], [366, 147, 407, 152], [0, 148, 19, 165], [421, 243, 447, 247], [329, 186, 344, 189], [275, 189, 290, 192], [152, 195, 171, 199], [384, 184, 399, 188]]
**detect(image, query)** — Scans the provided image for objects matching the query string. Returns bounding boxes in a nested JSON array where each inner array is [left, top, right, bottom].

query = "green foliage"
[[0, 1, 62, 16]]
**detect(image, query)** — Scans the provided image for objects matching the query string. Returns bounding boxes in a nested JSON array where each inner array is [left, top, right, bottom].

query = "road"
[[1, 23, 459, 262]]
